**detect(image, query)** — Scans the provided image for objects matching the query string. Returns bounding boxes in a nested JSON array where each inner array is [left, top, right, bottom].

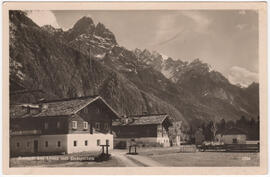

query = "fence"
[[179, 145, 197, 152]]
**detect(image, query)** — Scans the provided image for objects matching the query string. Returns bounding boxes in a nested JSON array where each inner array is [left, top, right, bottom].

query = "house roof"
[[222, 127, 248, 135], [10, 95, 119, 119], [113, 114, 172, 126]]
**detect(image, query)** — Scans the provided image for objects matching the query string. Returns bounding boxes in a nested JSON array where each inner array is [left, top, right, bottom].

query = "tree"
[[226, 120, 235, 129], [219, 119, 226, 132], [205, 121, 214, 141], [236, 115, 248, 129], [211, 122, 218, 141]]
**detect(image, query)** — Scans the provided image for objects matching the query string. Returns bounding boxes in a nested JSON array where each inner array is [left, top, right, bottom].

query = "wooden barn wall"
[[113, 124, 158, 138]]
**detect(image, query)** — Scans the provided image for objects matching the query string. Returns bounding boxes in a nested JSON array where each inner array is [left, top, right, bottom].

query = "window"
[[83, 121, 88, 130], [45, 141, 48, 147], [57, 141, 61, 147], [95, 122, 100, 130], [104, 123, 109, 130], [85, 140, 88, 146], [44, 122, 48, 129], [57, 121, 61, 129], [74, 141, 77, 147], [16, 142, 20, 148], [233, 138, 238, 144], [72, 121, 77, 129], [106, 139, 109, 145], [90, 123, 93, 134], [97, 139, 100, 146]]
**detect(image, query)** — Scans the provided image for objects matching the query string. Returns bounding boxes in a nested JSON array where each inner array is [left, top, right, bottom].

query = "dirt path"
[[112, 150, 163, 167], [127, 154, 163, 166], [111, 150, 141, 167]]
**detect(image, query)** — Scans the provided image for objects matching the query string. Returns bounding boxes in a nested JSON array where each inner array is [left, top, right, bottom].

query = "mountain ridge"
[[9, 11, 259, 130]]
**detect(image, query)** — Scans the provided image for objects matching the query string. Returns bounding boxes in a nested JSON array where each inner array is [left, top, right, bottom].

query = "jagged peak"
[[95, 22, 106, 29], [134, 48, 142, 54], [71, 16, 95, 34], [94, 22, 117, 44], [41, 24, 63, 33], [188, 58, 211, 71], [190, 58, 204, 65], [247, 82, 259, 89], [73, 16, 94, 28], [142, 49, 151, 55]]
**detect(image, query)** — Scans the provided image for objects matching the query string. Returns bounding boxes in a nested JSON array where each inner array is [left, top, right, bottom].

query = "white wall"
[[11, 133, 114, 156], [157, 137, 170, 147], [10, 134, 67, 156], [221, 134, 246, 144], [66, 133, 113, 154]]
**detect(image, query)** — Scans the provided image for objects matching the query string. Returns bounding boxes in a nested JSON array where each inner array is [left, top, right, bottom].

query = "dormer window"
[[83, 121, 88, 130], [72, 121, 77, 129]]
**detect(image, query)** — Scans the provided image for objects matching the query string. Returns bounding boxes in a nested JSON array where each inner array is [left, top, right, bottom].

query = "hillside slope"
[[9, 11, 187, 126], [9, 11, 259, 129]]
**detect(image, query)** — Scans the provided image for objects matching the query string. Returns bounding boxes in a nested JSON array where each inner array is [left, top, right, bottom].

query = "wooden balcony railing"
[[10, 130, 42, 135]]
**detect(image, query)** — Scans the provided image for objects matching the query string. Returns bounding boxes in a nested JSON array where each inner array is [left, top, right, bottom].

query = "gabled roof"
[[113, 114, 172, 126], [10, 95, 119, 119], [222, 127, 247, 135]]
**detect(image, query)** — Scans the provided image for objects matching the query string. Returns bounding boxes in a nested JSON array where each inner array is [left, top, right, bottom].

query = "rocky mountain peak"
[[187, 58, 211, 74], [41, 25, 63, 34], [9, 10, 259, 130], [142, 49, 152, 58], [73, 16, 95, 33], [134, 48, 142, 56], [246, 82, 259, 91], [94, 22, 117, 44]]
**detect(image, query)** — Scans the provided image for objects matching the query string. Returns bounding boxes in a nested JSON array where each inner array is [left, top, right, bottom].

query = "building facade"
[[216, 128, 247, 144], [10, 96, 119, 156], [112, 114, 172, 148]]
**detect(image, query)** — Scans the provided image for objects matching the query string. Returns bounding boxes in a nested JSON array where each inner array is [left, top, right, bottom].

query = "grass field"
[[10, 156, 126, 167], [137, 147, 260, 166], [10, 147, 260, 167], [10, 151, 126, 167]]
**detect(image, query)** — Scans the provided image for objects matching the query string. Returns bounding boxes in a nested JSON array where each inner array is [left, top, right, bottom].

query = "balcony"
[[10, 129, 42, 136]]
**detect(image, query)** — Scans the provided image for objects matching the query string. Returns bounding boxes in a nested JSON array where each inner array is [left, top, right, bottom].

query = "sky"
[[26, 10, 259, 87]]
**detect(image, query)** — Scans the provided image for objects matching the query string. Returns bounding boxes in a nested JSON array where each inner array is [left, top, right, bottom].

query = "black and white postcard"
[[2, 1, 268, 175]]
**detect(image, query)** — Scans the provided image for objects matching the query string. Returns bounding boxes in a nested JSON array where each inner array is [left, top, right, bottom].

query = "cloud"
[[26, 10, 60, 28], [151, 11, 211, 48], [181, 11, 211, 31], [228, 66, 258, 87]]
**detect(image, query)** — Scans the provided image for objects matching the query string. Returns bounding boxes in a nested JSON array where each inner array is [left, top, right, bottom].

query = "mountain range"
[[9, 11, 259, 129]]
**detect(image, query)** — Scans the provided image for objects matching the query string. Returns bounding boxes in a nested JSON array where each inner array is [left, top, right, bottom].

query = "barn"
[[217, 128, 247, 144], [10, 95, 119, 156], [112, 114, 172, 148]]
